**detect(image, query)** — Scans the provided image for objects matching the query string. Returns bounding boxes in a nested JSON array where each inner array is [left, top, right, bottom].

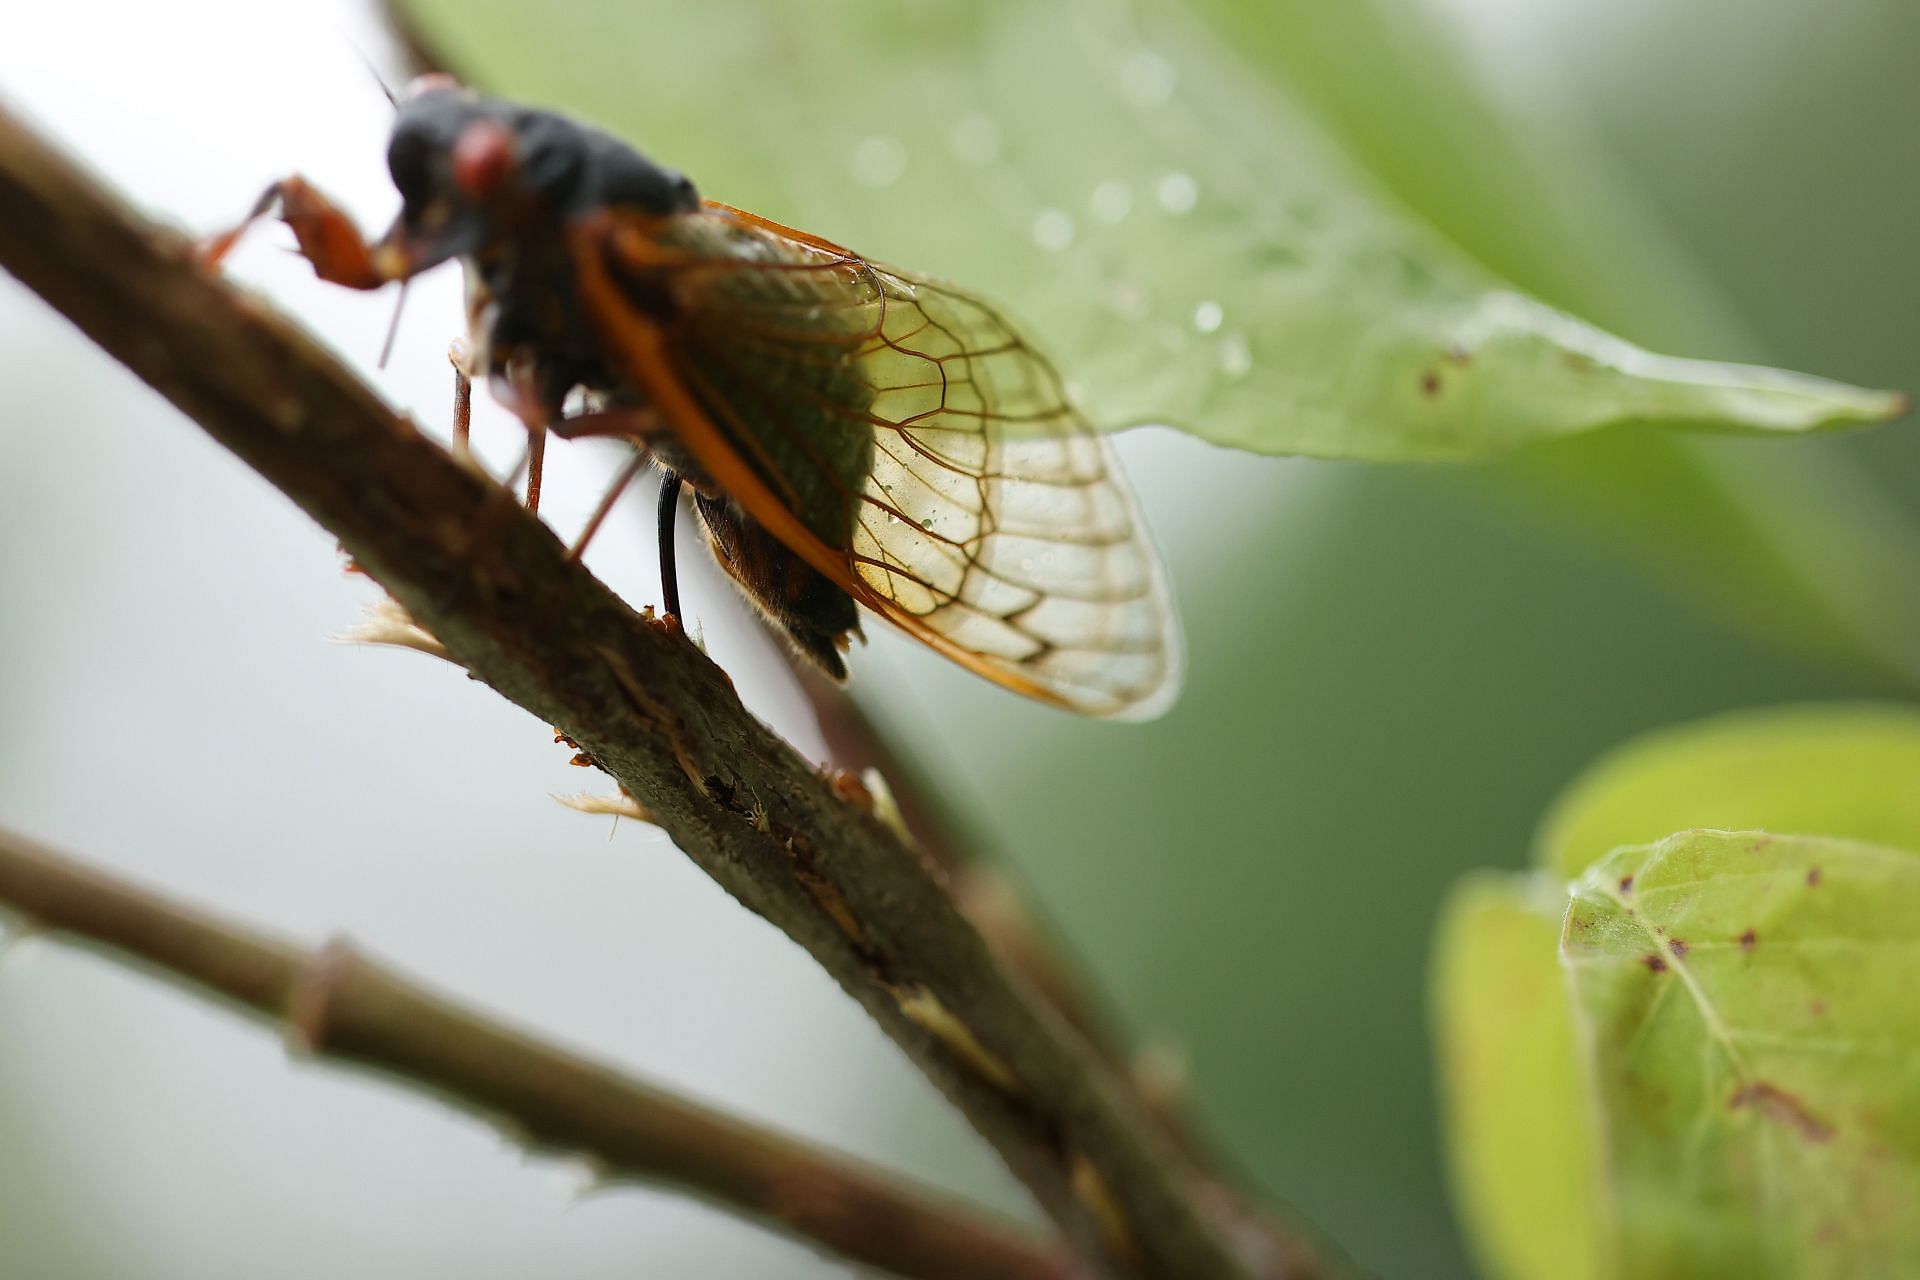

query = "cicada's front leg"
[[448, 337, 475, 462], [200, 176, 389, 290]]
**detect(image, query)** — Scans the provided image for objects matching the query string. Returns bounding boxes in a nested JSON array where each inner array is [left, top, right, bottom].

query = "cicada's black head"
[[376, 76, 700, 277]]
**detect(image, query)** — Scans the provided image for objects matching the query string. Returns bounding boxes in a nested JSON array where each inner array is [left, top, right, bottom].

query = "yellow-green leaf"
[[1432, 873, 1601, 1280], [1564, 830, 1920, 1280], [1537, 705, 1920, 879]]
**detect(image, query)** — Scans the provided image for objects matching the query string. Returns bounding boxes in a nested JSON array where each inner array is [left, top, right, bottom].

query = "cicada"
[[207, 77, 1182, 718]]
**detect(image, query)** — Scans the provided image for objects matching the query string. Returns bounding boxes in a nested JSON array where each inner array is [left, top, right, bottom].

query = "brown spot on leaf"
[[1619, 875, 1634, 894], [1811, 999, 1828, 1018], [1668, 938, 1689, 959], [1419, 369, 1442, 397], [1642, 953, 1668, 974], [1807, 867, 1824, 887], [1729, 1081, 1835, 1143], [1738, 928, 1758, 952]]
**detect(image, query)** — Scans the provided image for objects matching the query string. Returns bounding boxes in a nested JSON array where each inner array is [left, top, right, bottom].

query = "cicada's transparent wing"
[[571, 204, 1183, 718], [840, 266, 1182, 717]]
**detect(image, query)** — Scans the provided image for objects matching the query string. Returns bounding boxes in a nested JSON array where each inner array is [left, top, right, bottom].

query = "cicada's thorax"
[[456, 211, 868, 677], [456, 216, 726, 500], [460, 235, 628, 421]]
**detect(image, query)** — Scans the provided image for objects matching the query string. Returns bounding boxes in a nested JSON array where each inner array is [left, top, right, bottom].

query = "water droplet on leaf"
[[1219, 333, 1253, 378], [1121, 51, 1176, 107], [1156, 171, 1198, 215], [1031, 209, 1075, 252], [850, 136, 908, 188], [951, 115, 1002, 166], [1090, 180, 1133, 224]]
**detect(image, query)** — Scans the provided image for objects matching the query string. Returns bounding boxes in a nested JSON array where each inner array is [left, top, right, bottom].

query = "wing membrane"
[[572, 205, 1182, 718]]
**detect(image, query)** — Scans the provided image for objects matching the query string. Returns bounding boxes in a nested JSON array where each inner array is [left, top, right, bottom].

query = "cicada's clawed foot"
[[199, 175, 387, 291]]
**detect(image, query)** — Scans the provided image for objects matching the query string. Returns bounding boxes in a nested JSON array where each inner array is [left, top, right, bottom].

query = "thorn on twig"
[[893, 983, 1020, 1092], [0, 912, 47, 961], [953, 866, 1023, 935], [333, 595, 450, 660], [554, 789, 655, 823], [861, 767, 915, 847], [1070, 1153, 1140, 1271], [823, 766, 876, 813], [571, 1157, 621, 1203], [787, 843, 868, 947], [1131, 1041, 1192, 1117], [554, 728, 599, 769]]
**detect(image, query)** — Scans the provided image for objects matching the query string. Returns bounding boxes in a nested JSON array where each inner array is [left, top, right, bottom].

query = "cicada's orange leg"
[[201, 176, 387, 290], [550, 406, 669, 568], [448, 339, 474, 462], [565, 449, 650, 563], [484, 361, 563, 516], [524, 427, 547, 515]]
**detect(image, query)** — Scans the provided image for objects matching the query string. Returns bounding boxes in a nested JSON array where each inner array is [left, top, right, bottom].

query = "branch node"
[[285, 932, 359, 1054]]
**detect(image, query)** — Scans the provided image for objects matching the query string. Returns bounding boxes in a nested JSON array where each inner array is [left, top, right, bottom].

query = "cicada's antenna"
[[377, 278, 410, 370], [338, 32, 408, 362], [345, 34, 401, 109]]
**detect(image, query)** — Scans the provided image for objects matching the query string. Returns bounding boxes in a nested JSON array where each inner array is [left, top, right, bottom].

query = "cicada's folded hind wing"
[[570, 203, 1183, 719]]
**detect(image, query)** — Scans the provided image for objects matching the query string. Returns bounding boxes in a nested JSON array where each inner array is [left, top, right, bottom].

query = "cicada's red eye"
[[451, 119, 517, 202]]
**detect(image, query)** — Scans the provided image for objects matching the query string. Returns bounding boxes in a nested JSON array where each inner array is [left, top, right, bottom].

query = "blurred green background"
[[2, 1, 1916, 1278]]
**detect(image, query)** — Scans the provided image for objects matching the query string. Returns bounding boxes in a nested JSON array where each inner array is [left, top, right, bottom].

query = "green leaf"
[[1153, 0, 1920, 694], [1564, 830, 1920, 1280], [1537, 704, 1920, 879], [1442, 706, 1920, 1277], [389, 0, 1905, 461], [1431, 874, 1602, 1280]]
